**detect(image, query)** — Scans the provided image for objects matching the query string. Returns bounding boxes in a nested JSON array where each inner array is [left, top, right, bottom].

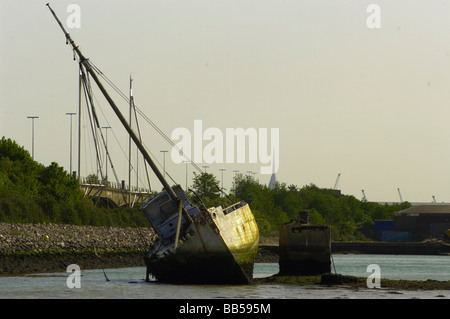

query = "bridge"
[[80, 183, 154, 208]]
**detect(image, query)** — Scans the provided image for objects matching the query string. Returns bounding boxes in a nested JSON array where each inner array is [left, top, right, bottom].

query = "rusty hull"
[[144, 202, 259, 284]]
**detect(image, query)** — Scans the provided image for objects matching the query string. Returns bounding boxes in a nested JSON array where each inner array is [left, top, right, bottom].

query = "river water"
[[0, 254, 449, 299]]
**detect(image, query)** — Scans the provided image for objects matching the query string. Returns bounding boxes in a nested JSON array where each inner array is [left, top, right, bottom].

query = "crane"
[[361, 189, 367, 202], [397, 188, 403, 203], [334, 173, 341, 190]]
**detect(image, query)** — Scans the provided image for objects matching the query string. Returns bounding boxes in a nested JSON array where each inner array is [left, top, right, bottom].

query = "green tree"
[[37, 162, 85, 224], [231, 173, 290, 234], [191, 172, 220, 198], [85, 174, 100, 184], [309, 208, 326, 225], [230, 173, 260, 203], [190, 172, 221, 207], [0, 137, 42, 197]]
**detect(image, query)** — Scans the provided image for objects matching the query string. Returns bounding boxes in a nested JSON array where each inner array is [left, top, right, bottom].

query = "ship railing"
[[223, 200, 247, 215]]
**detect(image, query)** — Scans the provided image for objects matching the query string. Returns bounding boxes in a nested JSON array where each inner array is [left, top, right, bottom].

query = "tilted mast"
[[46, 3, 178, 202]]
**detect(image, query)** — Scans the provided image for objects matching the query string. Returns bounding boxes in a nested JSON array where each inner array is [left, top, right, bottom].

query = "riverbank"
[[257, 241, 450, 261], [254, 273, 450, 291], [1, 222, 449, 290], [0, 222, 155, 276], [332, 241, 450, 255], [0, 223, 156, 254], [0, 250, 147, 276]]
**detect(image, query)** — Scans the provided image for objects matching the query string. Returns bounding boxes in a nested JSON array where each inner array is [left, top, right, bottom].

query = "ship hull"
[[144, 202, 259, 284], [145, 248, 254, 284]]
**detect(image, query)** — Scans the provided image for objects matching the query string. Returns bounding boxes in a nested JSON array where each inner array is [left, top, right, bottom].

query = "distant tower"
[[268, 151, 276, 189]]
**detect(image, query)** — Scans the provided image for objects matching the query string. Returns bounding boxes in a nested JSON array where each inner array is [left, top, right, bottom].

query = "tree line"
[[189, 171, 411, 241], [0, 137, 410, 241]]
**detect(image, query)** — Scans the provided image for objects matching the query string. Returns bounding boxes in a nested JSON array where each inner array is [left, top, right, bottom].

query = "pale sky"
[[2, 0, 450, 203]]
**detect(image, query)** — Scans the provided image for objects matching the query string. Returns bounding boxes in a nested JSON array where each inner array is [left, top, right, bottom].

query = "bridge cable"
[[86, 60, 229, 199], [89, 61, 205, 177]]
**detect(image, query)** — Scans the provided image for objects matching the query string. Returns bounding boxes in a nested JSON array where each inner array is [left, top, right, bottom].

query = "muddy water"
[[0, 255, 449, 299]]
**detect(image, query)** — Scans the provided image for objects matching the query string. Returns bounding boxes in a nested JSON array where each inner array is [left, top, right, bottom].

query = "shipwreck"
[[47, 4, 259, 284]]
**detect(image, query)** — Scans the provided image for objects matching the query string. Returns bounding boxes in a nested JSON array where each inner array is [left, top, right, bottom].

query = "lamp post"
[[183, 160, 190, 191], [66, 112, 76, 174], [219, 168, 226, 195], [202, 166, 209, 173], [27, 116, 39, 159]]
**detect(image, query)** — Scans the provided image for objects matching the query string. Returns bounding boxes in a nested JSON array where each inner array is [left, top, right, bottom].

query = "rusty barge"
[[47, 4, 259, 284]]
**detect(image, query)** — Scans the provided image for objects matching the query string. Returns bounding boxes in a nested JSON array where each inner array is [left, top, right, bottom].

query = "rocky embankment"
[[0, 223, 155, 254], [0, 223, 156, 276]]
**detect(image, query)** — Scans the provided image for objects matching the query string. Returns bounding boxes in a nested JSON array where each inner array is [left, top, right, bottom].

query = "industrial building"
[[392, 204, 450, 240], [376, 204, 450, 241]]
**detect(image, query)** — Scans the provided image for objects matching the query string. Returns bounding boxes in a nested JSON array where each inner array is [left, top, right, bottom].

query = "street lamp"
[[219, 168, 226, 195], [27, 116, 39, 159], [160, 150, 168, 178], [183, 160, 190, 191], [202, 166, 209, 173], [66, 112, 76, 174]]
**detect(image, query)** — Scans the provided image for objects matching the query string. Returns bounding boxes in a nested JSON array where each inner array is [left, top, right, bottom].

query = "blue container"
[[382, 231, 412, 242], [374, 220, 394, 231]]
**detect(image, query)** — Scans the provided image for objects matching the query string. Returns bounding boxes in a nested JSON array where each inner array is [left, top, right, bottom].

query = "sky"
[[1, 0, 450, 203]]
